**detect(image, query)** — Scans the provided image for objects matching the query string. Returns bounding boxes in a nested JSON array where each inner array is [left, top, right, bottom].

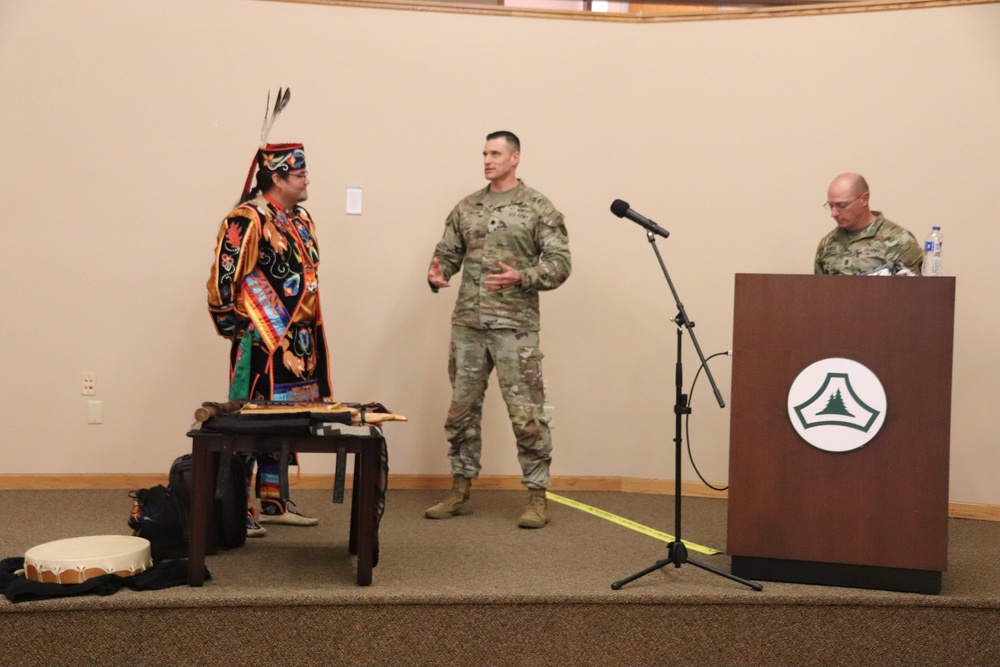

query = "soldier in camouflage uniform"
[[814, 173, 923, 275], [424, 131, 571, 529]]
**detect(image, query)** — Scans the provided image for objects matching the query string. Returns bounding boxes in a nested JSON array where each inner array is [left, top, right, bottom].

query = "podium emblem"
[[787, 358, 887, 452]]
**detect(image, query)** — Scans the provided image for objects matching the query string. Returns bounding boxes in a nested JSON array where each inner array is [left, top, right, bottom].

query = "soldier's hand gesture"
[[484, 261, 521, 292], [428, 258, 451, 290]]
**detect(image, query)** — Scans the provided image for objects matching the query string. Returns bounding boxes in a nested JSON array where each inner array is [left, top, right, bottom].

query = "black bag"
[[128, 485, 187, 563], [169, 453, 248, 550], [129, 453, 247, 559]]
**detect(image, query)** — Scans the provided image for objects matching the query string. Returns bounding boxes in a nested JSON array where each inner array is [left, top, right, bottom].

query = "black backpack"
[[128, 484, 187, 563], [129, 453, 247, 559], [169, 453, 248, 550]]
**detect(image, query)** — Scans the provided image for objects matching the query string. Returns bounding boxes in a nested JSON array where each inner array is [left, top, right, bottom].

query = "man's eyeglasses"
[[823, 192, 867, 211], [290, 172, 309, 180]]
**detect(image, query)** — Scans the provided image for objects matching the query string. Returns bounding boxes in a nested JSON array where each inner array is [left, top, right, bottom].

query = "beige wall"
[[1, 0, 997, 505]]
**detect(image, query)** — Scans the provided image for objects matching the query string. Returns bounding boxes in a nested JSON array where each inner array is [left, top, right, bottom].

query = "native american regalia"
[[206, 95, 335, 525], [207, 191, 332, 403]]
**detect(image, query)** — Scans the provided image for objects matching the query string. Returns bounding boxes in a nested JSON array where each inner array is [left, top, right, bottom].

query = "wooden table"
[[185, 429, 384, 586]]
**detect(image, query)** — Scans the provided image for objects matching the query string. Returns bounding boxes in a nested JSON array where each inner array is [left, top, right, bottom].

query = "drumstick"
[[194, 399, 246, 422], [353, 413, 408, 424]]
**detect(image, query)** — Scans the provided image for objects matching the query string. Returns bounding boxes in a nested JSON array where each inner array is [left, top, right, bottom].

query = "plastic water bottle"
[[921, 226, 943, 276]]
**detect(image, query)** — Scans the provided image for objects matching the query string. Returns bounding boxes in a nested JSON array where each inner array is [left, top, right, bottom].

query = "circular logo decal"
[[787, 358, 887, 452]]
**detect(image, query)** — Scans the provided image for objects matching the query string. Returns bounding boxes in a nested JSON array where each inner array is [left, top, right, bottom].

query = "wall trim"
[[264, 0, 999, 23], [2, 473, 996, 521]]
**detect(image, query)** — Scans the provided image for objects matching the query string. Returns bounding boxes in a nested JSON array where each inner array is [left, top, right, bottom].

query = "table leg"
[[349, 452, 360, 555], [187, 438, 213, 586], [354, 437, 381, 586]]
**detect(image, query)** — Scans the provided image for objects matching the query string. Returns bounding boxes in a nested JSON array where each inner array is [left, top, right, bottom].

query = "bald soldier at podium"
[[814, 173, 922, 276]]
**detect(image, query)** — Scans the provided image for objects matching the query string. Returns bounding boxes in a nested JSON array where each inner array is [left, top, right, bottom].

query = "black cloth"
[[201, 410, 350, 434], [0, 557, 207, 604]]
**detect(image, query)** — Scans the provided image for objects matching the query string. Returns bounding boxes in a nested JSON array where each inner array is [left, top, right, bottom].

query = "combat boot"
[[424, 476, 473, 519], [518, 488, 550, 529]]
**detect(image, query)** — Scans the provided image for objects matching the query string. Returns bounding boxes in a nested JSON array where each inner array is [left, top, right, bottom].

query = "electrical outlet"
[[82, 373, 96, 395]]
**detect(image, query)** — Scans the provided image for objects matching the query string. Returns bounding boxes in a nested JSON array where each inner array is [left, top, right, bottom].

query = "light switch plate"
[[346, 187, 363, 215]]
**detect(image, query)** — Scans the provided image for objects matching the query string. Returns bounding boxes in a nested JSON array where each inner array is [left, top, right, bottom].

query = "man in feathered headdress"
[[207, 92, 331, 535]]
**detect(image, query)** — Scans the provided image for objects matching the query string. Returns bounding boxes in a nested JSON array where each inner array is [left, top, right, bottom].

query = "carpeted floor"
[[1, 487, 998, 666]]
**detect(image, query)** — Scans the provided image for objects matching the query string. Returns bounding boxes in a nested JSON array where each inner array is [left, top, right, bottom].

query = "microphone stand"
[[612, 231, 762, 592]]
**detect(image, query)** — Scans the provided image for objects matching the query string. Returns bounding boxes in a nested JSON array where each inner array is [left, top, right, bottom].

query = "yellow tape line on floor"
[[546, 492, 720, 555]]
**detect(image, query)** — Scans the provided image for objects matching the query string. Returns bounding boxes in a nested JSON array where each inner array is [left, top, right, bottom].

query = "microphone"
[[610, 199, 670, 238]]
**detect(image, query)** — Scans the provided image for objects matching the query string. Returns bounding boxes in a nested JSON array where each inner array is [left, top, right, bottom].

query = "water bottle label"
[[924, 241, 934, 252]]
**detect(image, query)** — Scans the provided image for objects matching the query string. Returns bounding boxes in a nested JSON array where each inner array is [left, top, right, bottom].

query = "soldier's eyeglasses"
[[823, 192, 866, 211]]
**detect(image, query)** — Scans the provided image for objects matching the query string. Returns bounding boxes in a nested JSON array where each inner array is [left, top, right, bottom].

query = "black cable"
[[685, 351, 730, 492]]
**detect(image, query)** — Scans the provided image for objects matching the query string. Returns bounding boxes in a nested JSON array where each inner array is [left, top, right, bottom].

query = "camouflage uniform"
[[432, 180, 571, 489], [814, 212, 923, 275]]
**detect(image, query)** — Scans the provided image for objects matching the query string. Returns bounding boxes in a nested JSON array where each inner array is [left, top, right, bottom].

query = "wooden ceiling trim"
[[260, 0, 997, 22]]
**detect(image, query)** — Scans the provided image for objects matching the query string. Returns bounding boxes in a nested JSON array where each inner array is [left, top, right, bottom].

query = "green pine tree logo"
[[817, 389, 854, 417], [791, 369, 882, 437]]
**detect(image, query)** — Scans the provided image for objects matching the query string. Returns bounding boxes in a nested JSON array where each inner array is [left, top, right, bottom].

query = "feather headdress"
[[240, 88, 305, 201]]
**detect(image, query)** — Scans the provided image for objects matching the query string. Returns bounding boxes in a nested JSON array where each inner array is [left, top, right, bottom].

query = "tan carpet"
[[1, 488, 998, 666]]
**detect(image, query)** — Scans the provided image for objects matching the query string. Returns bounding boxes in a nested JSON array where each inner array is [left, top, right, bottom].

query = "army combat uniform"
[[814, 212, 923, 275], [431, 180, 571, 489]]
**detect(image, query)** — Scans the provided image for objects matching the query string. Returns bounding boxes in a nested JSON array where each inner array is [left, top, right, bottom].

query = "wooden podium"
[[726, 274, 955, 594]]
